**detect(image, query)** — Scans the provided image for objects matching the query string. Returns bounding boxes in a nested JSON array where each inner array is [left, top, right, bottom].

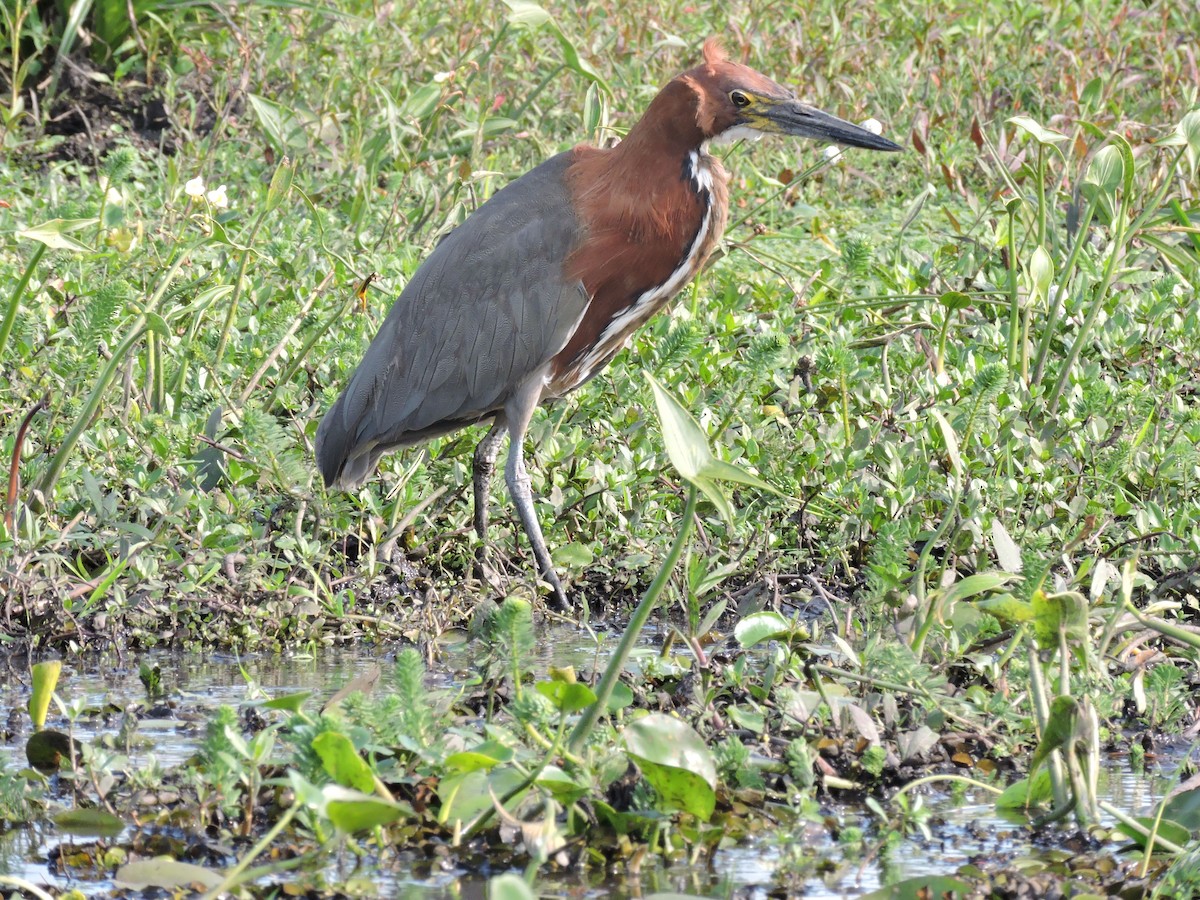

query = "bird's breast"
[[548, 151, 729, 394]]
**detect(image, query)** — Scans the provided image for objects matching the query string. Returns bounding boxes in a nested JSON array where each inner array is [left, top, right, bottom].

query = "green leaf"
[[941, 572, 1015, 606], [115, 859, 224, 891], [1083, 144, 1123, 201], [25, 730, 79, 772], [551, 541, 593, 568], [606, 682, 634, 711], [1008, 116, 1068, 146], [28, 660, 61, 729], [54, 808, 125, 837], [624, 714, 716, 820], [929, 409, 965, 480], [1026, 245, 1053, 305], [401, 82, 442, 120], [262, 691, 312, 712], [1031, 589, 1089, 649], [18, 218, 99, 252], [1175, 109, 1200, 178], [733, 611, 795, 648], [1028, 695, 1080, 785], [977, 595, 1033, 625], [1114, 815, 1192, 851], [996, 768, 1054, 809], [489, 874, 537, 900], [938, 290, 972, 311], [264, 157, 296, 213], [438, 767, 526, 827], [535, 680, 597, 713], [312, 731, 375, 793], [502, 0, 551, 28], [247, 94, 306, 154], [323, 785, 411, 832]]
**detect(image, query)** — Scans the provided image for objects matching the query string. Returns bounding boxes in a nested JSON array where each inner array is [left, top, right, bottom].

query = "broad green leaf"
[[647, 374, 709, 480], [1083, 144, 1123, 201], [535, 765, 588, 804], [115, 859, 224, 891], [990, 518, 1023, 574], [263, 691, 311, 712], [941, 572, 1015, 606], [247, 94, 306, 154], [938, 290, 972, 311], [401, 82, 441, 120], [551, 541, 593, 568], [698, 456, 779, 495], [1176, 109, 1200, 178], [1114, 815, 1191, 851], [1009, 116, 1068, 145], [18, 218, 98, 252], [324, 785, 410, 832], [977, 595, 1034, 625], [535, 680, 597, 713], [489, 874, 536, 900], [502, 0, 551, 28], [28, 660, 61, 728], [54, 808, 125, 837], [312, 731, 375, 793], [438, 766, 526, 827], [733, 611, 794, 648], [996, 768, 1054, 809], [606, 681, 634, 711], [624, 714, 716, 820], [444, 741, 513, 773], [1031, 589, 1089, 649]]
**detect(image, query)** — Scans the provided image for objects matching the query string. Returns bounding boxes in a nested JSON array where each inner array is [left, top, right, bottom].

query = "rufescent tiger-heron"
[[316, 39, 901, 611]]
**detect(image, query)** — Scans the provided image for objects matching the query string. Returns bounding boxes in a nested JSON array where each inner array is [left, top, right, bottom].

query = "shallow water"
[[0, 642, 1180, 898]]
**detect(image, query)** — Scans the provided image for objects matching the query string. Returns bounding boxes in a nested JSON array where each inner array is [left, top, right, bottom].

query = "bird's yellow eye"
[[730, 90, 751, 108]]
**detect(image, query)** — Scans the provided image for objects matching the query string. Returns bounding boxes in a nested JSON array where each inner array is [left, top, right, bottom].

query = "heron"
[[317, 39, 901, 610]]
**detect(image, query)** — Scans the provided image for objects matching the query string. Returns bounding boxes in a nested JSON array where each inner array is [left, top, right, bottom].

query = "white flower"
[[860, 117, 884, 135], [184, 176, 206, 198], [823, 144, 844, 164], [206, 184, 229, 209]]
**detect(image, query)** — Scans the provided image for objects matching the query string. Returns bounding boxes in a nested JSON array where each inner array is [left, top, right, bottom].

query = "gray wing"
[[317, 152, 589, 488]]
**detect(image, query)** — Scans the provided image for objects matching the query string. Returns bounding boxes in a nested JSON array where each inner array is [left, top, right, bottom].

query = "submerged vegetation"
[[1, 0, 1199, 896]]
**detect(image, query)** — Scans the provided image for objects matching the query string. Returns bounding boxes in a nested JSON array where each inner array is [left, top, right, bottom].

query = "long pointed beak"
[[763, 100, 902, 152]]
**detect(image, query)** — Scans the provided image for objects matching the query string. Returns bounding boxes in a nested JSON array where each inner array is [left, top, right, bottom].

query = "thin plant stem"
[[568, 485, 698, 755]]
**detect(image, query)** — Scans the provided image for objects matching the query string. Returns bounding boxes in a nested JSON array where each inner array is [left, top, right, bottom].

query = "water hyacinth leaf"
[[489, 874, 536, 900], [312, 731, 375, 793], [606, 681, 634, 711], [1008, 115, 1068, 146], [535, 680, 597, 713], [115, 860, 224, 891], [28, 660, 62, 729], [624, 714, 717, 820], [25, 730, 80, 772], [536, 765, 588, 804], [18, 218, 99, 252], [54, 808, 125, 837], [324, 785, 411, 832], [438, 767, 526, 827], [734, 610, 794, 648]]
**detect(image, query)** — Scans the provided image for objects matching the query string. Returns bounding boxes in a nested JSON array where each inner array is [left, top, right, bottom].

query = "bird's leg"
[[504, 380, 571, 612], [472, 419, 507, 589]]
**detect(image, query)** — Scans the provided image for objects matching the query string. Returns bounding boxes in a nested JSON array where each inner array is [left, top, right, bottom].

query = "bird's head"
[[681, 38, 901, 153]]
